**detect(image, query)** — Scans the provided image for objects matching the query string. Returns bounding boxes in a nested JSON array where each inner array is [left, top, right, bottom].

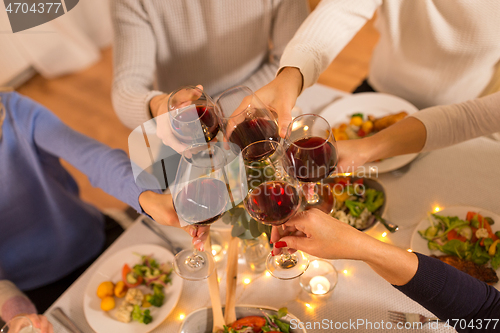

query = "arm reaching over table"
[[256, 0, 381, 136], [0, 280, 53, 333], [335, 91, 500, 172], [273, 209, 500, 330]]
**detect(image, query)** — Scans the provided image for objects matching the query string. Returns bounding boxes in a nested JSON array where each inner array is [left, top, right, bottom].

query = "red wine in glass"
[[173, 178, 228, 225], [171, 105, 219, 143], [229, 117, 279, 153], [244, 181, 301, 226], [286, 136, 338, 183]]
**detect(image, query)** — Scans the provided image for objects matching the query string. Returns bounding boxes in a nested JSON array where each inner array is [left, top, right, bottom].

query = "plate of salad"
[[411, 206, 500, 287], [319, 92, 419, 173], [84, 244, 183, 333], [326, 176, 387, 231], [179, 306, 306, 333]]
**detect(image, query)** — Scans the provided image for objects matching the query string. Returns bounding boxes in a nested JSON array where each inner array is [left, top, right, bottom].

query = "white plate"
[[83, 244, 183, 333], [318, 92, 419, 173], [410, 206, 500, 288]]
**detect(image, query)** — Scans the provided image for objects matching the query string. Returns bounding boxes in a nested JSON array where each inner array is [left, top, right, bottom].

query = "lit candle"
[[309, 276, 330, 295], [211, 244, 223, 262]]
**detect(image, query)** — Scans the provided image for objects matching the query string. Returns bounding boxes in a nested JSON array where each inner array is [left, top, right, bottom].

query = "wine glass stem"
[[278, 247, 298, 269], [305, 183, 320, 204]]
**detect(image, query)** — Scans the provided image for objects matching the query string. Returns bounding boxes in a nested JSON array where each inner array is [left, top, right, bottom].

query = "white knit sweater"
[[280, 0, 500, 109], [111, 0, 309, 129]]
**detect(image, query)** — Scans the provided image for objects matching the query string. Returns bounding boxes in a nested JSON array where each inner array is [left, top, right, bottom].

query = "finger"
[[27, 315, 41, 330], [39, 315, 50, 333], [193, 237, 204, 251], [270, 226, 282, 244], [277, 235, 309, 254], [277, 107, 292, 138]]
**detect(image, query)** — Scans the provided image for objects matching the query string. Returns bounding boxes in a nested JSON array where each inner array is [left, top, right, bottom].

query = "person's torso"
[[140, 0, 278, 96], [370, 0, 500, 108]]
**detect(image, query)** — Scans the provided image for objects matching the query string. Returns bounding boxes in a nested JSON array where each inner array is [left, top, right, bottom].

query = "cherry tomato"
[[231, 316, 267, 333], [357, 128, 366, 137], [447, 229, 467, 242], [353, 179, 364, 185], [334, 177, 351, 187], [122, 264, 143, 288]]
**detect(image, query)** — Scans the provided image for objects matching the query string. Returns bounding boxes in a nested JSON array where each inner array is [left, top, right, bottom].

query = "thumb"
[[277, 108, 292, 138]]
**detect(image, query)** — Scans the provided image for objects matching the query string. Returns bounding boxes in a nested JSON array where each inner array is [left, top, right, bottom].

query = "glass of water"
[[1, 316, 40, 333]]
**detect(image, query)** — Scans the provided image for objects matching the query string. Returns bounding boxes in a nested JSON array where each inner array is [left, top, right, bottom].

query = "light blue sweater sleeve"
[[14, 93, 160, 213]]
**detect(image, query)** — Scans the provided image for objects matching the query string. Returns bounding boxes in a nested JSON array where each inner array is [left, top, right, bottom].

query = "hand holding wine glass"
[[285, 114, 338, 214], [240, 140, 309, 279], [153, 85, 219, 153], [171, 144, 231, 280], [216, 86, 279, 152], [138, 191, 209, 249], [255, 67, 304, 137]]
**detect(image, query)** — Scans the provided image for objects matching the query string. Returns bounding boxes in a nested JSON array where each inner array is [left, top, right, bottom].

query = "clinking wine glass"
[[167, 86, 219, 144], [172, 144, 231, 280], [285, 114, 338, 214], [215, 85, 279, 153], [240, 140, 309, 279]]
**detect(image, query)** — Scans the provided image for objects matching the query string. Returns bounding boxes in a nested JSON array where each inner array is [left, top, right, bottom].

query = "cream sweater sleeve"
[[411, 92, 500, 152], [241, 0, 309, 92], [111, 0, 163, 129], [279, 0, 381, 89]]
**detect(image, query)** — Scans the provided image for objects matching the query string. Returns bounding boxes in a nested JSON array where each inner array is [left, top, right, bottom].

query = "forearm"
[[394, 254, 500, 325], [365, 117, 427, 162], [410, 92, 500, 152], [0, 281, 36, 322], [360, 239, 419, 286], [279, 0, 381, 89], [111, 0, 160, 129], [32, 104, 161, 212]]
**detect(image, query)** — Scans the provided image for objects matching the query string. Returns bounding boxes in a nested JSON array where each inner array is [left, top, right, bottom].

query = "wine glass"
[[215, 86, 279, 153], [1, 316, 40, 333], [167, 86, 219, 144], [240, 140, 309, 279], [285, 114, 338, 214], [172, 144, 231, 280]]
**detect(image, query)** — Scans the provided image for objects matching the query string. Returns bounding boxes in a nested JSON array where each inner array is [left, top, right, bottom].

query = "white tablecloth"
[[45, 84, 500, 332]]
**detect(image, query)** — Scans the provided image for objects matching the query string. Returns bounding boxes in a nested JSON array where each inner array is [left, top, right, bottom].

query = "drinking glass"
[[172, 144, 231, 280], [285, 114, 338, 213], [167, 86, 219, 144], [215, 86, 279, 153], [1, 316, 40, 333], [240, 140, 309, 279]]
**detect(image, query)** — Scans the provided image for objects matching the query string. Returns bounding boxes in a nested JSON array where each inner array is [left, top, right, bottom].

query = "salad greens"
[[132, 305, 153, 324], [132, 254, 172, 289], [145, 284, 165, 307], [220, 308, 290, 333], [419, 212, 500, 269]]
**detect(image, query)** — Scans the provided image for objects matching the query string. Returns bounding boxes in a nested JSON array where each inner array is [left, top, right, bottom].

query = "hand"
[[335, 138, 373, 174], [151, 85, 204, 153], [138, 191, 209, 250], [13, 314, 53, 333], [270, 209, 375, 260], [255, 67, 303, 138]]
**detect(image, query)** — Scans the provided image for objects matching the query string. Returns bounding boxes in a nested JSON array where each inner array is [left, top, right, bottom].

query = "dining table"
[[44, 83, 500, 333]]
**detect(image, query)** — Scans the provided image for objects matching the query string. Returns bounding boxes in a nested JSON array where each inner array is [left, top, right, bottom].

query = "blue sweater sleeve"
[[11, 93, 160, 213], [394, 253, 500, 332]]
